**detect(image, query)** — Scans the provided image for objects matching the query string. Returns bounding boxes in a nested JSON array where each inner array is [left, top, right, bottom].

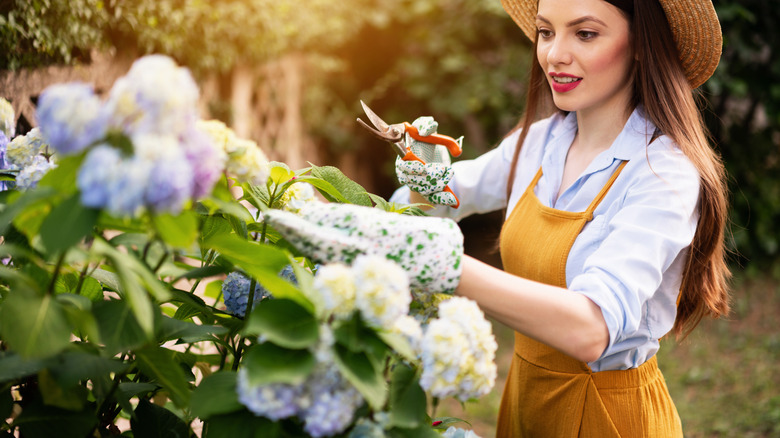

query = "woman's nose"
[[545, 37, 573, 66]]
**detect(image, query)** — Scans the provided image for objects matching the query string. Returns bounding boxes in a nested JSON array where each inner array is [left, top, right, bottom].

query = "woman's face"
[[536, 0, 634, 116]]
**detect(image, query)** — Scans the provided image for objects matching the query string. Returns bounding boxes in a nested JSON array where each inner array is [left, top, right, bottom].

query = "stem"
[[141, 240, 152, 266], [431, 397, 440, 419], [74, 263, 90, 295], [46, 250, 68, 295], [233, 278, 257, 371], [152, 249, 169, 274]]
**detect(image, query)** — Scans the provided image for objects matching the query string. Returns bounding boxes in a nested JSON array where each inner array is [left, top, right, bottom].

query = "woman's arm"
[[455, 255, 609, 363]]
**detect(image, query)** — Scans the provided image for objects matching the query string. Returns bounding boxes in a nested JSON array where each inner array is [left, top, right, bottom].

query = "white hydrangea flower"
[[352, 255, 412, 330], [280, 182, 316, 213], [442, 426, 482, 438], [15, 155, 56, 190], [225, 137, 270, 186], [6, 128, 47, 168], [390, 314, 423, 354], [105, 55, 199, 136], [0, 97, 15, 139], [312, 262, 357, 319], [419, 297, 497, 402]]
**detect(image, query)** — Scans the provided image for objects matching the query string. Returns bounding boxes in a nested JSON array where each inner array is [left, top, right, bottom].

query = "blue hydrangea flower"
[[222, 271, 271, 318], [300, 365, 364, 437], [237, 368, 302, 420], [78, 144, 122, 208], [36, 82, 107, 155], [144, 155, 194, 215], [0, 132, 9, 191], [105, 157, 152, 217]]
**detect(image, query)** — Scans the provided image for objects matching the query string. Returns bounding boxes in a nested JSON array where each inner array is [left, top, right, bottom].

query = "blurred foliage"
[[706, 0, 780, 273], [1, 0, 779, 270]]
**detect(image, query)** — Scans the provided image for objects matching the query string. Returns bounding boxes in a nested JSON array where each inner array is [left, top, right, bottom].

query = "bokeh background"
[[1, 0, 778, 436]]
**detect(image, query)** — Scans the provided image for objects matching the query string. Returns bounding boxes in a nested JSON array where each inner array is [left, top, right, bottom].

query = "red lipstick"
[[549, 72, 582, 93]]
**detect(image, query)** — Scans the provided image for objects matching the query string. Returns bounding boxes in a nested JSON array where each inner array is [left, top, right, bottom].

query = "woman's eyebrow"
[[536, 14, 608, 27]]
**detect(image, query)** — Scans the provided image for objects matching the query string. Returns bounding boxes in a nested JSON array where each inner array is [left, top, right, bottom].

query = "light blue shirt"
[[390, 107, 700, 371]]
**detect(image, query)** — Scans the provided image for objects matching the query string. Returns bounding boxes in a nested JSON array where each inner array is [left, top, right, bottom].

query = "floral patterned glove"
[[263, 202, 464, 295], [394, 116, 461, 207]]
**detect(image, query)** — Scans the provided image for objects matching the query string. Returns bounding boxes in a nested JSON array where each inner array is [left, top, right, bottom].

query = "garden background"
[[1, 0, 778, 436]]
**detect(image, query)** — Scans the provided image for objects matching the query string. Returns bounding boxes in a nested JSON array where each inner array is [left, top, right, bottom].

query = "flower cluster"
[[3, 127, 56, 190], [237, 328, 364, 437], [0, 97, 14, 140], [419, 296, 497, 402], [442, 426, 483, 438], [196, 119, 269, 186], [312, 255, 412, 331], [28, 55, 263, 216], [221, 266, 296, 317], [279, 181, 316, 213]]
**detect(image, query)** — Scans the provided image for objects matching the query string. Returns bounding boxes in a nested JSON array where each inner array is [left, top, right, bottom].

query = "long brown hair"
[[504, 0, 730, 337]]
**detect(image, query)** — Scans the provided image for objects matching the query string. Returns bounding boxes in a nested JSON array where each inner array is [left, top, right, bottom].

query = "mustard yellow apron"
[[496, 162, 683, 437]]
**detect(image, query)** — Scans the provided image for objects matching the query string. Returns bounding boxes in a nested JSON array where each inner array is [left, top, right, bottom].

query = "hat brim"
[[500, 0, 722, 89]]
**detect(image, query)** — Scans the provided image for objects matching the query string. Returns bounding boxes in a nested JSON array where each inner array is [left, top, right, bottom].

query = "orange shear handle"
[[402, 122, 463, 157]]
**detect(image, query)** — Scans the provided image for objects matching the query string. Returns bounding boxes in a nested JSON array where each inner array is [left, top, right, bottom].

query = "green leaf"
[[58, 293, 101, 343], [157, 316, 228, 343], [38, 368, 87, 411], [202, 410, 281, 438], [134, 346, 192, 408], [0, 352, 46, 381], [190, 371, 243, 420], [0, 186, 56, 235], [89, 268, 122, 292], [333, 315, 389, 367], [292, 175, 349, 204], [378, 330, 417, 362], [242, 343, 315, 386], [38, 153, 84, 195], [153, 210, 199, 248], [388, 364, 427, 428], [131, 399, 191, 438], [310, 164, 372, 206], [12, 398, 96, 438], [93, 300, 148, 355], [332, 344, 387, 410], [269, 164, 294, 185], [243, 299, 318, 349], [39, 193, 99, 255], [0, 289, 71, 359], [431, 417, 470, 430], [386, 425, 441, 438], [116, 382, 158, 416], [199, 197, 255, 224], [203, 234, 312, 311], [0, 385, 13, 421], [368, 192, 392, 210]]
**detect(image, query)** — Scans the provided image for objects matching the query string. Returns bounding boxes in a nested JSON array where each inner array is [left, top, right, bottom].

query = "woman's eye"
[[537, 28, 553, 39], [577, 30, 598, 40]]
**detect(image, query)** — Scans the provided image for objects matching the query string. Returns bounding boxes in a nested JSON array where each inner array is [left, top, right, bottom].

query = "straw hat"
[[500, 0, 722, 88]]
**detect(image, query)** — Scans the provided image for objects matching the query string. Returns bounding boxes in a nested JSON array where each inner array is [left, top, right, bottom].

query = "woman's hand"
[[263, 202, 464, 295]]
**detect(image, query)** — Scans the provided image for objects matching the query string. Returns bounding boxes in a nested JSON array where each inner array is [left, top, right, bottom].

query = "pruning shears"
[[356, 100, 462, 207]]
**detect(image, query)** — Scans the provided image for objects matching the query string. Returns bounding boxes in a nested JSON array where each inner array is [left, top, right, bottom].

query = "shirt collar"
[[546, 106, 658, 173]]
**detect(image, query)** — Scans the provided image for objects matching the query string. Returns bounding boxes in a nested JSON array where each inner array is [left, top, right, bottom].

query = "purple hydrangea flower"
[[144, 157, 194, 214], [36, 82, 107, 155], [180, 127, 226, 199]]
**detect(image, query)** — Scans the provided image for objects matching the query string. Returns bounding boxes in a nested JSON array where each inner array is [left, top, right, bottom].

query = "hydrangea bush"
[[0, 55, 494, 438]]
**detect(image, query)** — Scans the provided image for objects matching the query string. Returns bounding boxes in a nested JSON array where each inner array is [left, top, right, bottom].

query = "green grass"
[[438, 275, 780, 437]]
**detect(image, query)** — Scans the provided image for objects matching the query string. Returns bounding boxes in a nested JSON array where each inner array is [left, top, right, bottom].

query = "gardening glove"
[[395, 116, 461, 207], [263, 201, 463, 296]]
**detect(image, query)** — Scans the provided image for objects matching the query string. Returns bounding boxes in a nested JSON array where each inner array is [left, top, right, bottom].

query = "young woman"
[[392, 0, 731, 435], [266, 0, 731, 435]]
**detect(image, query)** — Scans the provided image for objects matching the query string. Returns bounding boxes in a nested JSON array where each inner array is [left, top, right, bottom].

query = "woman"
[[395, 0, 731, 435], [267, 0, 731, 435]]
